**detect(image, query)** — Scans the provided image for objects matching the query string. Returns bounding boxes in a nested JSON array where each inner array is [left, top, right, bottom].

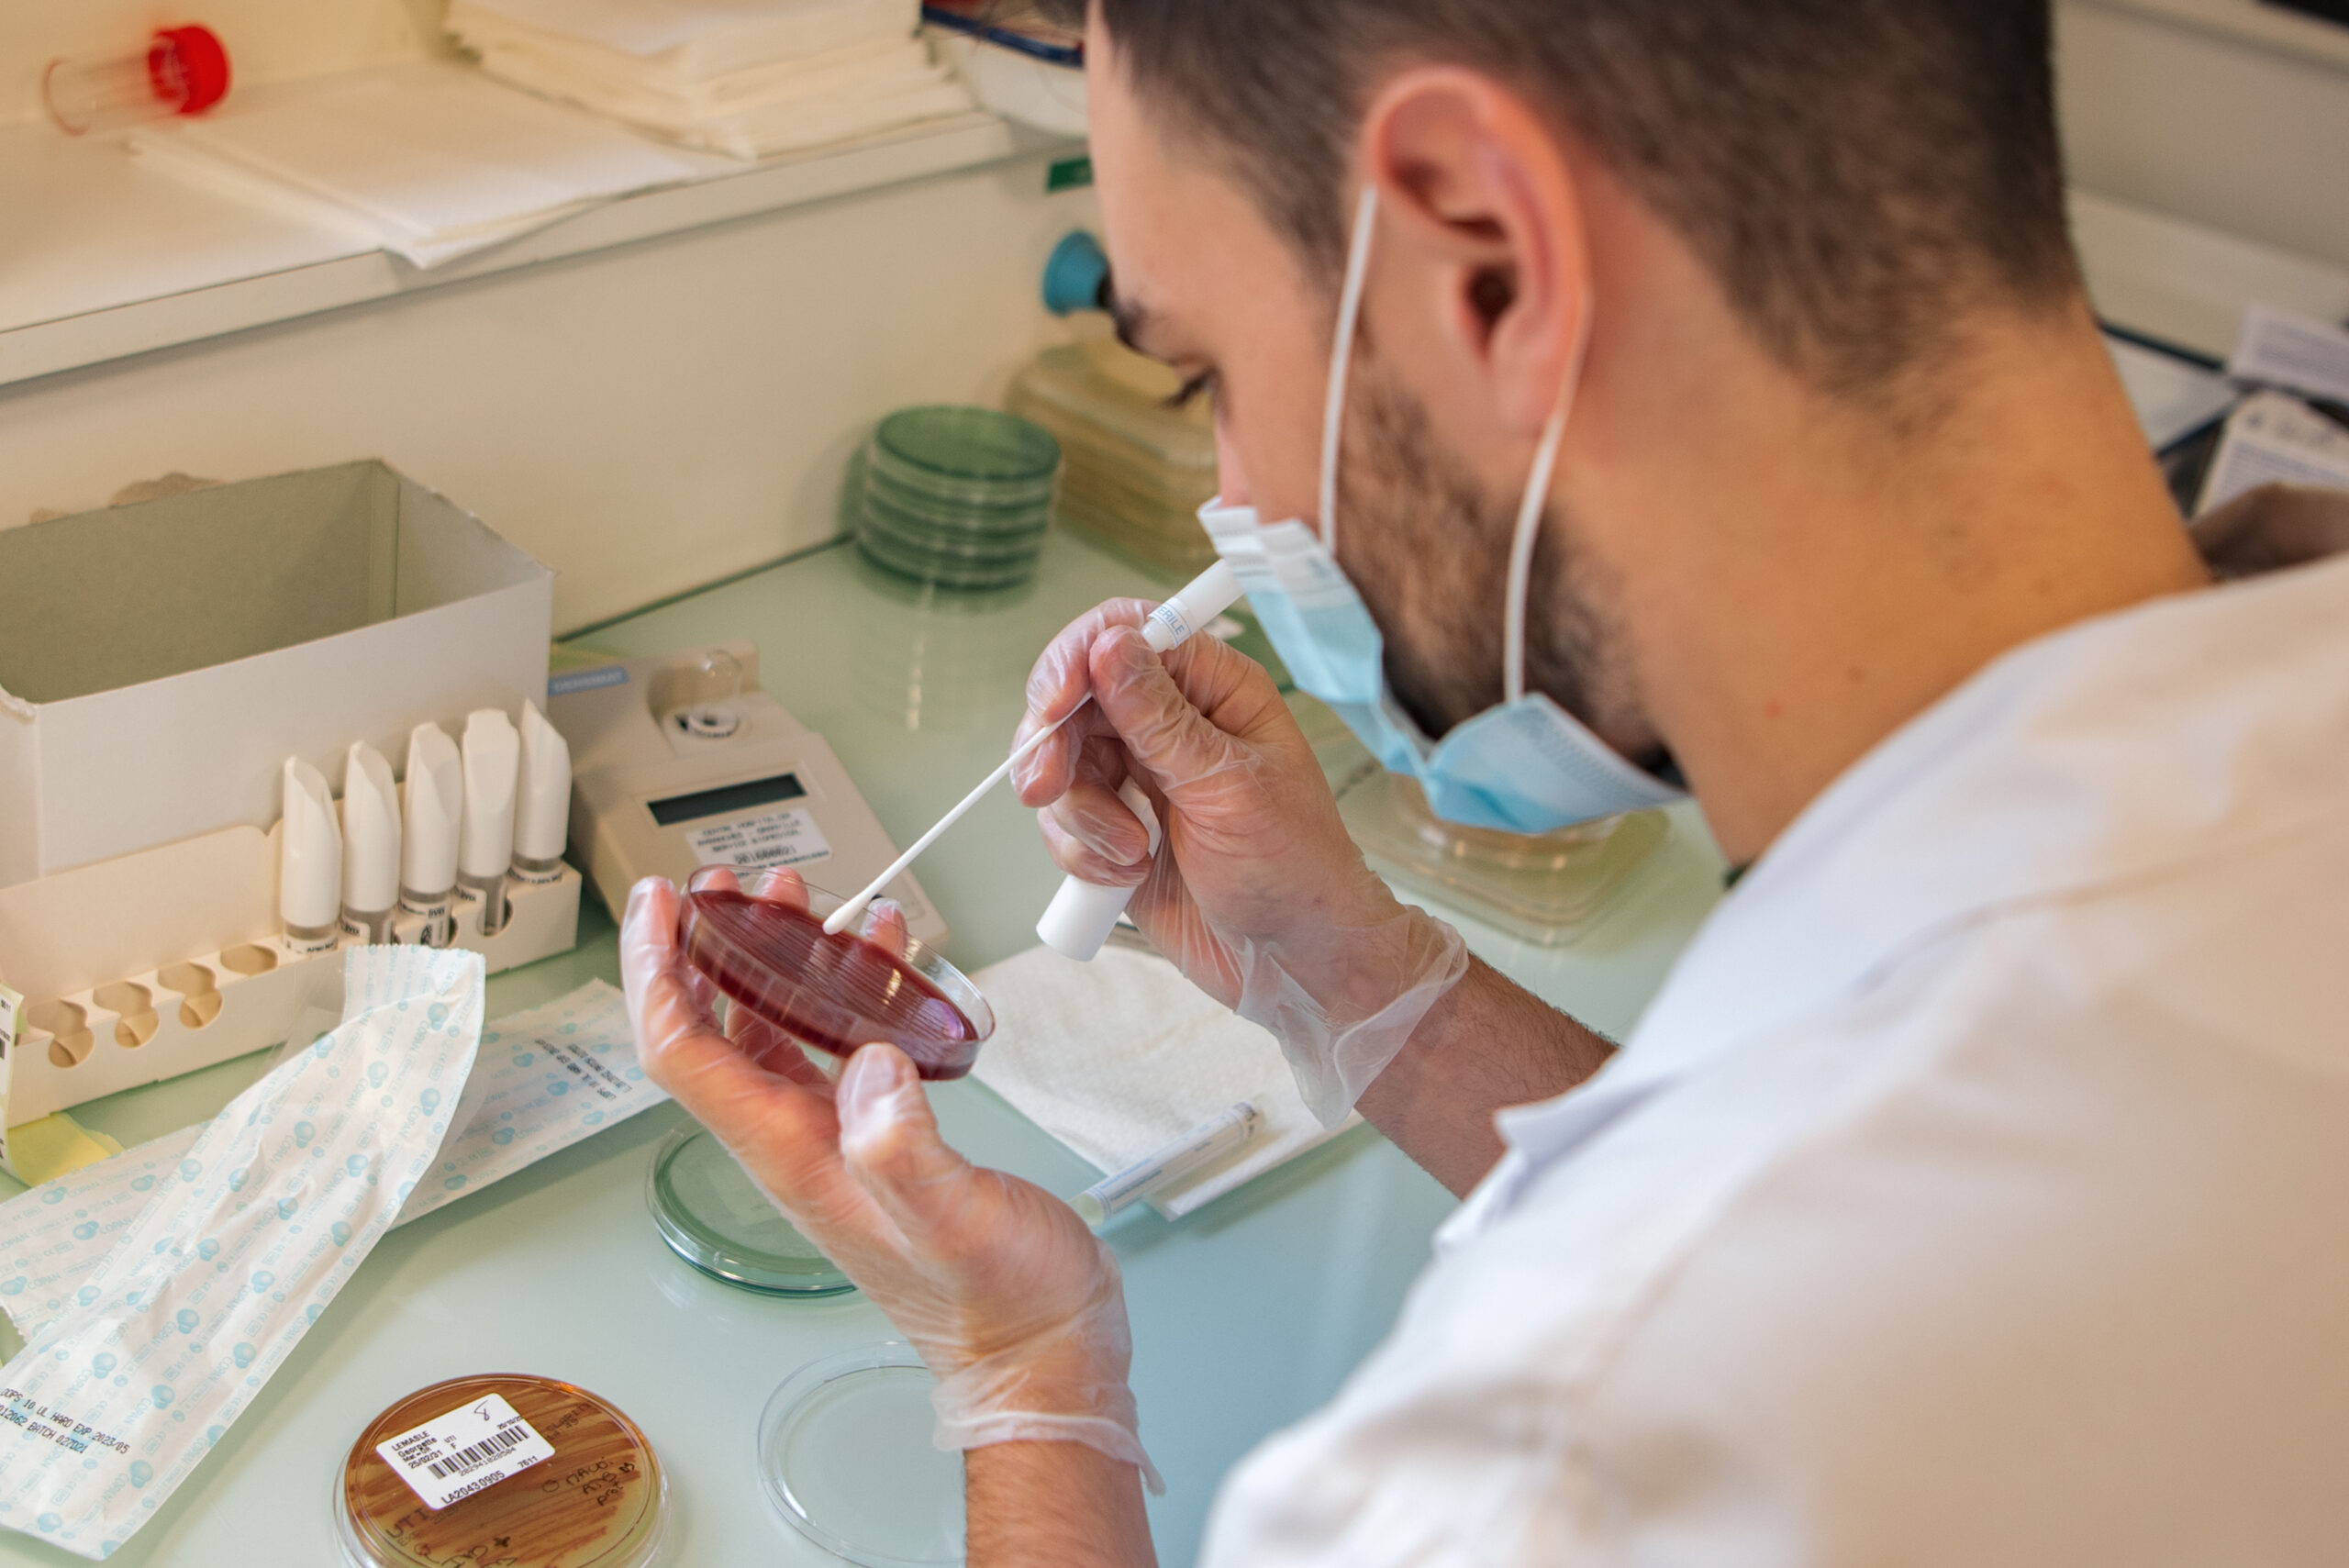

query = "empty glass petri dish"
[[854, 518, 1051, 591], [647, 1124, 854, 1296], [758, 1343, 963, 1568], [335, 1374, 666, 1568], [871, 406, 1059, 497], [679, 868, 994, 1081], [857, 406, 1061, 590]]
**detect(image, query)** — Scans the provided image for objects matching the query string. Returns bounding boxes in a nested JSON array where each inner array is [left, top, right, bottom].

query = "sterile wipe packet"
[[0, 947, 484, 1559], [0, 980, 659, 1345]]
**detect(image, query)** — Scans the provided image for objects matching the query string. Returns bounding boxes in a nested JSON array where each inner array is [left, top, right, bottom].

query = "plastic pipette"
[[1074, 1101, 1262, 1226], [822, 559, 1243, 937]]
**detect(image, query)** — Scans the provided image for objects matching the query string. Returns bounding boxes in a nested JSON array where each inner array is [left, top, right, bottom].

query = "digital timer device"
[[545, 642, 945, 945]]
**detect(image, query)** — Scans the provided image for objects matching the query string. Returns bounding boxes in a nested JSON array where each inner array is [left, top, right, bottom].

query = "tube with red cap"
[[44, 25, 231, 138]]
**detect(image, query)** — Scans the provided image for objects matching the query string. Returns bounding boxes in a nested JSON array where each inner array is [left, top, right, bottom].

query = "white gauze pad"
[[0, 981, 661, 1345], [0, 947, 484, 1559]]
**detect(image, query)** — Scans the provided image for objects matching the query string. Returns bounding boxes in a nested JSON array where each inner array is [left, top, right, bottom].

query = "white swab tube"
[[1074, 1102, 1262, 1226], [823, 560, 1243, 937], [340, 742, 401, 943], [513, 699, 572, 884], [401, 723, 463, 947], [280, 758, 343, 955], [460, 709, 520, 938], [1036, 778, 1159, 961]]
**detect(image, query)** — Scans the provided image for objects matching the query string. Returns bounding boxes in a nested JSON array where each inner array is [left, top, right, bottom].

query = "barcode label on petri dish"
[[377, 1393, 556, 1510]]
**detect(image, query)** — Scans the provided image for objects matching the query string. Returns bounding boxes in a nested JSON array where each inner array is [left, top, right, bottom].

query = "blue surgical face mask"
[[1202, 186, 1683, 835]]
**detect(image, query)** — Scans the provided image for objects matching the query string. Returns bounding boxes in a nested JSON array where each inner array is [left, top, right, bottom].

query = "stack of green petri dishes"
[[856, 406, 1062, 589]]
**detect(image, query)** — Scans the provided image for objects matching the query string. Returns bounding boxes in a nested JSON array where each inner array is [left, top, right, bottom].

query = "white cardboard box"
[[0, 460, 553, 887], [0, 460, 571, 1144]]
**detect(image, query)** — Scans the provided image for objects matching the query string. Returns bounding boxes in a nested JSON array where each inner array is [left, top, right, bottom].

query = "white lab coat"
[[1202, 550, 2349, 1565]]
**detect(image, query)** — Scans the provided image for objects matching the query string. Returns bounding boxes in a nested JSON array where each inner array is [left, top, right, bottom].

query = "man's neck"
[[1598, 300, 2211, 867]]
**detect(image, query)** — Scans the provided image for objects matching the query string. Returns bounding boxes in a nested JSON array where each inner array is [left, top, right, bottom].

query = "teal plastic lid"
[[647, 1126, 854, 1296]]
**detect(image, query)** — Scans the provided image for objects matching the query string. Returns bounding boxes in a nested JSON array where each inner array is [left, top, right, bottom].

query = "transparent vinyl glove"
[[1012, 601, 1469, 1127], [618, 868, 1162, 1491], [2191, 481, 2349, 579]]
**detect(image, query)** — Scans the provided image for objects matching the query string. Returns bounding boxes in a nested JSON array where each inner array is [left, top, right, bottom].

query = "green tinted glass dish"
[[873, 406, 1060, 491], [865, 459, 1055, 518], [854, 525, 1046, 589], [856, 406, 1062, 591], [647, 1126, 854, 1296], [859, 486, 1051, 547]]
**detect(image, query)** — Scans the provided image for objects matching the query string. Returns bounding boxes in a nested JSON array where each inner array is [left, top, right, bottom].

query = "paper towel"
[[972, 941, 1355, 1219]]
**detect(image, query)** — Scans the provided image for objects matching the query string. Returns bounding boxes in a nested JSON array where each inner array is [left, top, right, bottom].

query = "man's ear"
[[1359, 67, 1590, 437]]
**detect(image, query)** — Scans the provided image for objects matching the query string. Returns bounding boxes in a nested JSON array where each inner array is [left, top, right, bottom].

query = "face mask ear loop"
[[1319, 184, 1382, 557], [1502, 304, 1591, 705]]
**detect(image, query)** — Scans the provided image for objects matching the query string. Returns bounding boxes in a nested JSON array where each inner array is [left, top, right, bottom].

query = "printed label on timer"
[[684, 806, 833, 871]]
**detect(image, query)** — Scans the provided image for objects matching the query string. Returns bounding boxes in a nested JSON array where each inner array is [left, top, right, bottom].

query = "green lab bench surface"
[[0, 528, 1724, 1567]]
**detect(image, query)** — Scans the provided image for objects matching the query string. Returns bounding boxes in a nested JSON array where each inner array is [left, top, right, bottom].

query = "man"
[[622, 1, 2349, 1562]]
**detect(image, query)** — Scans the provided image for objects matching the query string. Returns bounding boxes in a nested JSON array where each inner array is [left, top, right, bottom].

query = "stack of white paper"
[[448, 0, 976, 160], [2229, 304, 2349, 409], [2199, 390, 2349, 514], [130, 63, 715, 267]]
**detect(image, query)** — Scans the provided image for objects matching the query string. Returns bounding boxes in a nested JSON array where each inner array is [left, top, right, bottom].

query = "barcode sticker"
[[376, 1394, 556, 1511]]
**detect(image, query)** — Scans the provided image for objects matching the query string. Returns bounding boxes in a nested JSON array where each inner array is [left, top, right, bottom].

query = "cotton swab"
[[822, 560, 1244, 936]]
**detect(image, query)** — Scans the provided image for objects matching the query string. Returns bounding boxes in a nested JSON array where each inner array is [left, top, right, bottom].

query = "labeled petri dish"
[[680, 869, 994, 1081], [647, 1124, 854, 1296], [336, 1374, 666, 1568], [759, 1343, 964, 1568]]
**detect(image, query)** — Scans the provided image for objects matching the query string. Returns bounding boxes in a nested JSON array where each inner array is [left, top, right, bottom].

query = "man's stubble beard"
[[1333, 361, 1661, 764]]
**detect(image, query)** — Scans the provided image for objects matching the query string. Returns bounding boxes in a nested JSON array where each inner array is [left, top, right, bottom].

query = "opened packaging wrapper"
[[0, 960, 668, 1558]]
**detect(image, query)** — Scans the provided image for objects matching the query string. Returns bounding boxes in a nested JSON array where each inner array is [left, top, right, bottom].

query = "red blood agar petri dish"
[[680, 869, 992, 1081]]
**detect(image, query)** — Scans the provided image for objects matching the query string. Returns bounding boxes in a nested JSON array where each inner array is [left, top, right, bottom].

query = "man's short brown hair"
[[1056, 0, 2080, 395]]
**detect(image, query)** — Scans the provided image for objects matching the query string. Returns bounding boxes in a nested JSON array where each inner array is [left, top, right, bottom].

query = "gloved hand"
[[619, 868, 1161, 1491], [2191, 481, 2349, 579], [1013, 601, 1468, 1126]]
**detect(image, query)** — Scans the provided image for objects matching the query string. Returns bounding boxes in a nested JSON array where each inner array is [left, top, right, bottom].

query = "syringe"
[[822, 559, 1244, 937]]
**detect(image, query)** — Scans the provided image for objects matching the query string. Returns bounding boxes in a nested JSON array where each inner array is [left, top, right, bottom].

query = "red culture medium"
[[681, 888, 982, 1080]]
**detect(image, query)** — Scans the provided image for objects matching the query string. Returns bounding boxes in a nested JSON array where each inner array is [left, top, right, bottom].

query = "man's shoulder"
[[1383, 808, 2349, 1559], [1205, 805, 2349, 1567], [1475, 800, 2349, 1329]]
